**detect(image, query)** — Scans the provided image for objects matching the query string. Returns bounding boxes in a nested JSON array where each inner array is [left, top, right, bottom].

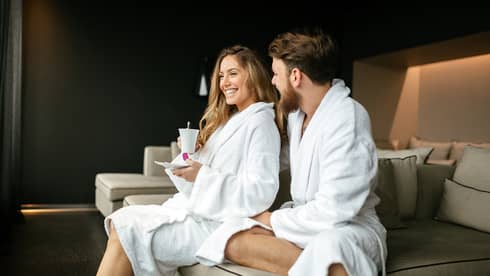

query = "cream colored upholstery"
[[94, 144, 179, 217]]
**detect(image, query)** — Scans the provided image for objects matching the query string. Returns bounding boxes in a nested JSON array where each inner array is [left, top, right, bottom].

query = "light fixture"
[[196, 57, 209, 97]]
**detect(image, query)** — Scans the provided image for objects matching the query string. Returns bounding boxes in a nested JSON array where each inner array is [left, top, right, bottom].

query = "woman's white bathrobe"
[[198, 79, 387, 275], [104, 102, 280, 276]]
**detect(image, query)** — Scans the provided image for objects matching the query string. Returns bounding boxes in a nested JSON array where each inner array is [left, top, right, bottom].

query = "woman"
[[96, 45, 284, 276]]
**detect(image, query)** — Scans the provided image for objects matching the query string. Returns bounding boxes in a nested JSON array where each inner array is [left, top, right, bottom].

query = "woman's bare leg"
[[96, 221, 133, 276], [225, 227, 302, 276]]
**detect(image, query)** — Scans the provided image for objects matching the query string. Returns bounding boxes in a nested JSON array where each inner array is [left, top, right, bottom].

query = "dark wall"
[[22, 2, 488, 204], [340, 6, 490, 89], [21, 1, 344, 204]]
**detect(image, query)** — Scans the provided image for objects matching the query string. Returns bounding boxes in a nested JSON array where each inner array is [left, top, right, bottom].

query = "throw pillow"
[[409, 136, 452, 161], [436, 178, 490, 233], [450, 141, 490, 164], [388, 155, 418, 219], [453, 145, 490, 191], [375, 159, 406, 229], [377, 147, 433, 165]]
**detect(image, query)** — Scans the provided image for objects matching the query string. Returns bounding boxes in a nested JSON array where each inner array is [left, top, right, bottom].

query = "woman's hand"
[[176, 136, 202, 152], [171, 159, 203, 182]]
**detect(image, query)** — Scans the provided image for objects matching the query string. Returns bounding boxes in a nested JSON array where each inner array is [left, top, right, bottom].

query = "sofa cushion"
[[436, 179, 490, 233], [179, 263, 279, 276], [377, 147, 433, 165], [375, 159, 406, 229], [453, 145, 490, 191], [415, 164, 455, 219], [95, 188, 123, 217], [389, 156, 418, 219], [123, 194, 174, 207], [95, 173, 176, 200], [409, 136, 452, 161], [387, 219, 490, 276]]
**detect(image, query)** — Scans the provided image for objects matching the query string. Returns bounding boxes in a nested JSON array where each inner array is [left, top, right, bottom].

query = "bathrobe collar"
[[201, 102, 275, 165], [290, 79, 351, 203]]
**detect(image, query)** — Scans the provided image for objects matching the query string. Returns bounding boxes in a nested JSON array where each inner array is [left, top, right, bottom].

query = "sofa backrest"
[[415, 164, 456, 219], [143, 146, 172, 176], [269, 163, 456, 220], [269, 169, 292, 211]]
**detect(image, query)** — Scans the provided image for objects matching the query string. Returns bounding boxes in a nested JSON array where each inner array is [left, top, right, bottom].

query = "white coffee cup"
[[178, 128, 199, 154]]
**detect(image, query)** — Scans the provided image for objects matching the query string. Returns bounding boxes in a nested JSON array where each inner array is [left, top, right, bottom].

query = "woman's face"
[[219, 55, 255, 111]]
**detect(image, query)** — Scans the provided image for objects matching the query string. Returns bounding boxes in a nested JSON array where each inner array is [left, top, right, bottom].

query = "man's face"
[[272, 58, 299, 113]]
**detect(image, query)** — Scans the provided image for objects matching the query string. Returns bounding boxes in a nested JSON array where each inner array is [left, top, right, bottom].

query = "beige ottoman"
[[94, 144, 180, 217], [123, 193, 175, 207], [95, 173, 177, 217]]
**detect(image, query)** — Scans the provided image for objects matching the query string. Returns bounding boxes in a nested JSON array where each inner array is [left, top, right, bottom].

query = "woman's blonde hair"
[[198, 45, 285, 145]]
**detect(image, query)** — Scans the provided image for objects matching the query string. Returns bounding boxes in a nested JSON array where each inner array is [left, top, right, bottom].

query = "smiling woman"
[[219, 55, 256, 111], [96, 45, 284, 276]]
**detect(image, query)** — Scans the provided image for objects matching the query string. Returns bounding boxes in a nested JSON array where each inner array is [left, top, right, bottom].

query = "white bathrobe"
[[273, 79, 387, 276], [104, 102, 280, 276], [194, 79, 387, 275]]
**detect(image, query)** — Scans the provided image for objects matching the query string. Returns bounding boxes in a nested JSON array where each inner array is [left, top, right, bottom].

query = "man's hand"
[[252, 211, 272, 227], [171, 159, 202, 182]]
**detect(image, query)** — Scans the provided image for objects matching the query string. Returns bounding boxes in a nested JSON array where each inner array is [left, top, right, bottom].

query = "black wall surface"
[[21, 2, 489, 204], [21, 1, 345, 204]]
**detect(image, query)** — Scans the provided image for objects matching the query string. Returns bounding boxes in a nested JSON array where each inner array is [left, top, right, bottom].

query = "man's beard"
[[279, 81, 300, 114]]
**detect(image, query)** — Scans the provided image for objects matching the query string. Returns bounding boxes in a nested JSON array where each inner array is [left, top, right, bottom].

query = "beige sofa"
[[109, 146, 490, 275], [94, 144, 179, 217]]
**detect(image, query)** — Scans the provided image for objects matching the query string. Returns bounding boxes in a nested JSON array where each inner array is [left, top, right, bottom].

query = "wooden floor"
[[0, 209, 107, 275]]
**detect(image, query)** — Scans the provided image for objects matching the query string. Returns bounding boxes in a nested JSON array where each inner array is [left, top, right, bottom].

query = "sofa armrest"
[[144, 146, 172, 176]]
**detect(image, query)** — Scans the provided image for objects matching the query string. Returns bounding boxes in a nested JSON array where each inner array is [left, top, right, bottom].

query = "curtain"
[[1, 0, 23, 230]]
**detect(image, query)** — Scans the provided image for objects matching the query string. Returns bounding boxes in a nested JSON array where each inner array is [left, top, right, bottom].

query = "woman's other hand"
[[171, 159, 203, 182]]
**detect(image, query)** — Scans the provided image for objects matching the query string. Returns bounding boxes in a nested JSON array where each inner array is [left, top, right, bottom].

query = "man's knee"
[[328, 263, 348, 276], [225, 230, 249, 262]]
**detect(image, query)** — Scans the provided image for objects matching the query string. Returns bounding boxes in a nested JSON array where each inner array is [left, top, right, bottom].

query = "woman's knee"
[[107, 222, 123, 246]]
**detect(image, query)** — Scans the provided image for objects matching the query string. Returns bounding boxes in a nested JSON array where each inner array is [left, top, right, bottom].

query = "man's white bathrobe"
[[276, 79, 387, 276], [104, 102, 280, 276], [195, 79, 387, 276]]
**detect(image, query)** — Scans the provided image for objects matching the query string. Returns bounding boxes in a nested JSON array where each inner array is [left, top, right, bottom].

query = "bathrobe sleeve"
[[271, 107, 377, 247], [187, 117, 280, 221]]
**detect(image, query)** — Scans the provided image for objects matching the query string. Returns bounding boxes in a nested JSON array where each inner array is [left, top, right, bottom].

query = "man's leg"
[[328, 264, 348, 276], [96, 222, 133, 276], [226, 227, 348, 276], [225, 227, 301, 276]]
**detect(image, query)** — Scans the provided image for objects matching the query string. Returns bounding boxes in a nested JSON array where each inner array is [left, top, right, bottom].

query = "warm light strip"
[[21, 203, 95, 209], [21, 208, 98, 214], [20, 204, 98, 214]]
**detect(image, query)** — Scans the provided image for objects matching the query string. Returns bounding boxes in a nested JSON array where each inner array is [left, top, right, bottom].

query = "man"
[[223, 28, 387, 276]]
